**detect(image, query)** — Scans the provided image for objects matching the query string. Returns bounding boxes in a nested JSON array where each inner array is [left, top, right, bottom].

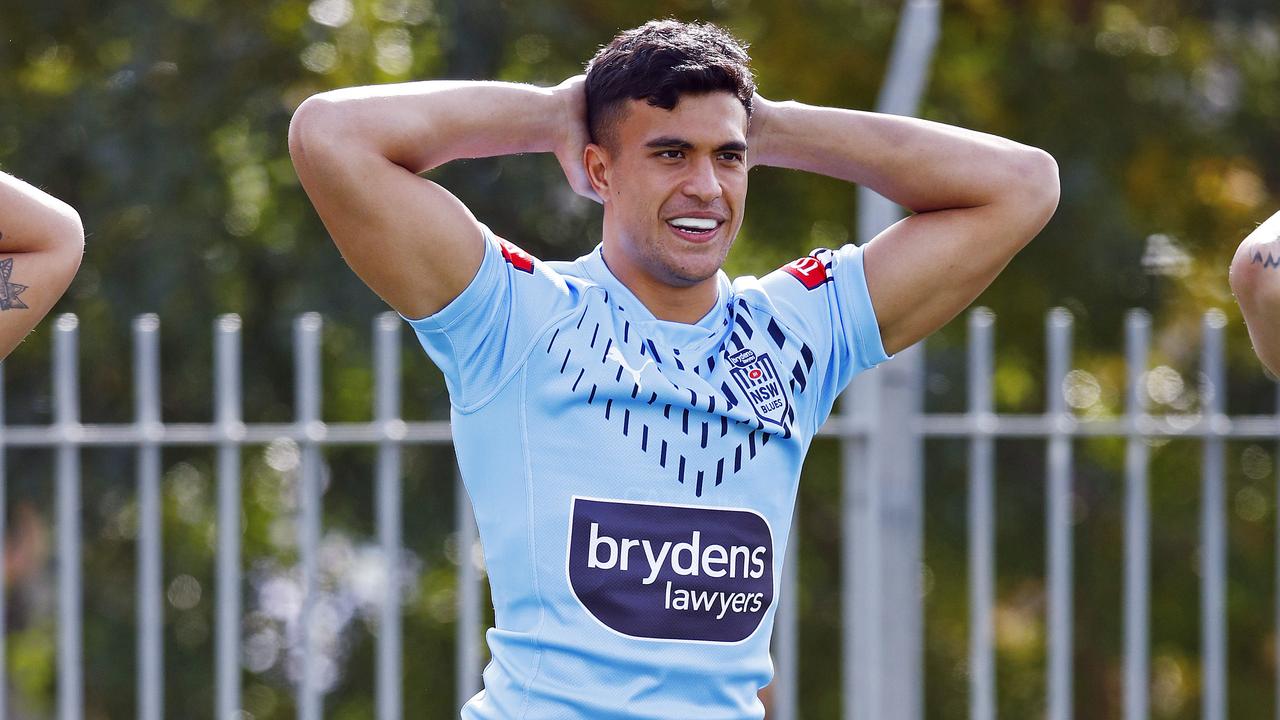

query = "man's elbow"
[[1231, 250, 1280, 371], [1231, 250, 1280, 314], [992, 147, 1059, 252], [1015, 147, 1061, 229], [39, 203, 85, 289], [288, 93, 347, 167], [48, 200, 85, 260]]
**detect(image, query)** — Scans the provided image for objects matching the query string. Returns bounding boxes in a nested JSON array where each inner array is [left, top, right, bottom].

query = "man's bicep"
[[863, 205, 1028, 355], [292, 132, 484, 319]]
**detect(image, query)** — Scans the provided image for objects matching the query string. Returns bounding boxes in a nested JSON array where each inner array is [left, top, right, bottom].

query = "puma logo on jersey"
[[607, 346, 654, 391]]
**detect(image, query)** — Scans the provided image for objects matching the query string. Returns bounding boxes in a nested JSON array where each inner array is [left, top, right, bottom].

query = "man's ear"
[[585, 143, 611, 201]]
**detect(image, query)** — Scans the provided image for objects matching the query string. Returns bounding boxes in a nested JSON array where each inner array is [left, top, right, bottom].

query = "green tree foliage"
[[1, 0, 1278, 718]]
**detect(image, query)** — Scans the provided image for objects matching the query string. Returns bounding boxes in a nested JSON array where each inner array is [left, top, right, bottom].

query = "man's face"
[[589, 92, 749, 289]]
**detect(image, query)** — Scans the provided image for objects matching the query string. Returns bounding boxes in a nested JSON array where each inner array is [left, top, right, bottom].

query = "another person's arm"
[[287, 78, 594, 319], [0, 171, 84, 359], [748, 99, 1060, 355], [1229, 210, 1280, 376]]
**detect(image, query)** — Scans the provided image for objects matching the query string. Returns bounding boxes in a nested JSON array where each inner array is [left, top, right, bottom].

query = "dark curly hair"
[[584, 19, 755, 149]]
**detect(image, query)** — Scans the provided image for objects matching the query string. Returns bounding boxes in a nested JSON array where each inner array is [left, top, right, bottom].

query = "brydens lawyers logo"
[[728, 348, 790, 431], [566, 497, 774, 643]]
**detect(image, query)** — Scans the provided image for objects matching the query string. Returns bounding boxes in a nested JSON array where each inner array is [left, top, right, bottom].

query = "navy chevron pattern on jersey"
[[542, 290, 817, 497]]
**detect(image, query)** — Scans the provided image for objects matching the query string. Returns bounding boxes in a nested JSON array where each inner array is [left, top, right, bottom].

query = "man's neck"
[[600, 243, 719, 325]]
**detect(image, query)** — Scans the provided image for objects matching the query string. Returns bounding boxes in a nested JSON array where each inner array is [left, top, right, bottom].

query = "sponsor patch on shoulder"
[[497, 238, 535, 274], [566, 497, 774, 643], [780, 251, 831, 290]]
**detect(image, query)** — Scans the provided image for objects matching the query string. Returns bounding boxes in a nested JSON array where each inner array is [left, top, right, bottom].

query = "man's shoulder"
[[543, 257, 592, 279], [538, 256, 606, 299], [483, 232, 600, 294], [729, 249, 841, 308]]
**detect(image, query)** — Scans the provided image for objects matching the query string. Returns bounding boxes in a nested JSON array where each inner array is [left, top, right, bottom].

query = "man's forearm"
[[749, 98, 1056, 213], [291, 80, 570, 173]]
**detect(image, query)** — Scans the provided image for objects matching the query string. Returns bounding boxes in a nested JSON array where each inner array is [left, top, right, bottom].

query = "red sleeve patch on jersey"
[[497, 238, 535, 274], [781, 255, 830, 290]]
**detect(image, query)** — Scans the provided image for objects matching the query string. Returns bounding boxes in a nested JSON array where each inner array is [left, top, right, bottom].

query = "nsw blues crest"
[[727, 348, 790, 432]]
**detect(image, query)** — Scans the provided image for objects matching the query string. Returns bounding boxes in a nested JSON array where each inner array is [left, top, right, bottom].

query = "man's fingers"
[[572, 179, 603, 204], [558, 156, 602, 204], [574, 175, 603, 204]]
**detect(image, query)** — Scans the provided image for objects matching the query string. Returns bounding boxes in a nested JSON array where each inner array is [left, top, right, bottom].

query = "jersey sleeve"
[[402, 227, 581, 410], [758, 244, 892, 418]]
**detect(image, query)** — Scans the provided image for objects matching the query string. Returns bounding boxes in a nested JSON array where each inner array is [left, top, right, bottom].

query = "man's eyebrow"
[[642, 138, 749, 153], [644, 137, 694, 149]]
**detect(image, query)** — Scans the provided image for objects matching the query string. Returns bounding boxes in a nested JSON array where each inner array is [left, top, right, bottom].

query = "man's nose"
[[681, 156, 722, 204]]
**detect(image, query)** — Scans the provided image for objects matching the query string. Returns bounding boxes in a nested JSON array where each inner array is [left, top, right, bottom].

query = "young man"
[[0, 171, 84, 360], [290, 20, 1058, 720], [1230, 210, 1280, 376]]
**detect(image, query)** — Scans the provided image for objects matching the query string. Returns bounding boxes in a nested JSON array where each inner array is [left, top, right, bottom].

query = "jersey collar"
[[578, 244, 733, 343]]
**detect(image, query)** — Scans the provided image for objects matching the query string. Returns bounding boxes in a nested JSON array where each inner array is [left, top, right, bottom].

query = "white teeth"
[[669, 217, 718, 231]]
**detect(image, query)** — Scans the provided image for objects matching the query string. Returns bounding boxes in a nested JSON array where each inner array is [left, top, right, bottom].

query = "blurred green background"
[[2, 0, 1279, 717]]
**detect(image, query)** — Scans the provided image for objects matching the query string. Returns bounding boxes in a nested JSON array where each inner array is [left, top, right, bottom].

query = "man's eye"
[[720, 152, 744, 163], [657, 150, 684, 159]]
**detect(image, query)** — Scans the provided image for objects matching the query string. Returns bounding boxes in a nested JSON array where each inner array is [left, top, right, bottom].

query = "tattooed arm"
[[1229, 210, 1280, 376], [0, 172, 84, 359]]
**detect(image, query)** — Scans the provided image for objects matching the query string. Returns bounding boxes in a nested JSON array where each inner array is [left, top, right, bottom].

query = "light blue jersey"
[[405, 228, 890, 719]]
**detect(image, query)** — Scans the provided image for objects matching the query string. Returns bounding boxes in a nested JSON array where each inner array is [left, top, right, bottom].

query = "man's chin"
[[662, 271, 712, 288], [630, 231, 734, 287], [658, 255, 726, 287]]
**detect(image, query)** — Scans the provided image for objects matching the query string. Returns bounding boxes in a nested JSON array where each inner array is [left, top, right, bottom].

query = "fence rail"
[[1, 307, 1278, 720]]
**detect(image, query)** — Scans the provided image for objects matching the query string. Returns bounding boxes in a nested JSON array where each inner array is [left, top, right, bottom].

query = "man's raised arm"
[[748, 98, 1060, 355], [1229, 210, 1280, 376], [288, 77, 595, 319], [0, 171, 84, 359]]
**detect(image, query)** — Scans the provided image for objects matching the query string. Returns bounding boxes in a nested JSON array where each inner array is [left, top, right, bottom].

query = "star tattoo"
[[0, 257, 30, 311]]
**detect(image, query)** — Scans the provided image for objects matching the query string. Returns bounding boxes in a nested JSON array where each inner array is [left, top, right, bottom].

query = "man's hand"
[[1230, 210, 1280, 376], [551, 75, 601, 204], [744, 93, 777, 171]]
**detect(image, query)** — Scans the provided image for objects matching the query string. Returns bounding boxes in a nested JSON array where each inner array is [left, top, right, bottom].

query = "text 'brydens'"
[[567, 497, 774, 643]]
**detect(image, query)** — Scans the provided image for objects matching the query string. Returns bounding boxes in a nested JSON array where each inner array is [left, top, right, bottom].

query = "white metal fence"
[[2, 305, 1278, 720]]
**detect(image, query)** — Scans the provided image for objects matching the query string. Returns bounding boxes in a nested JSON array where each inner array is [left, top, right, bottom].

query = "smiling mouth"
[[666, 217, 724, 241]]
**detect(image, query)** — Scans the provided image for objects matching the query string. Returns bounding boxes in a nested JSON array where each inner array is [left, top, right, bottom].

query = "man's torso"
[[406, 232, 887, 719]]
